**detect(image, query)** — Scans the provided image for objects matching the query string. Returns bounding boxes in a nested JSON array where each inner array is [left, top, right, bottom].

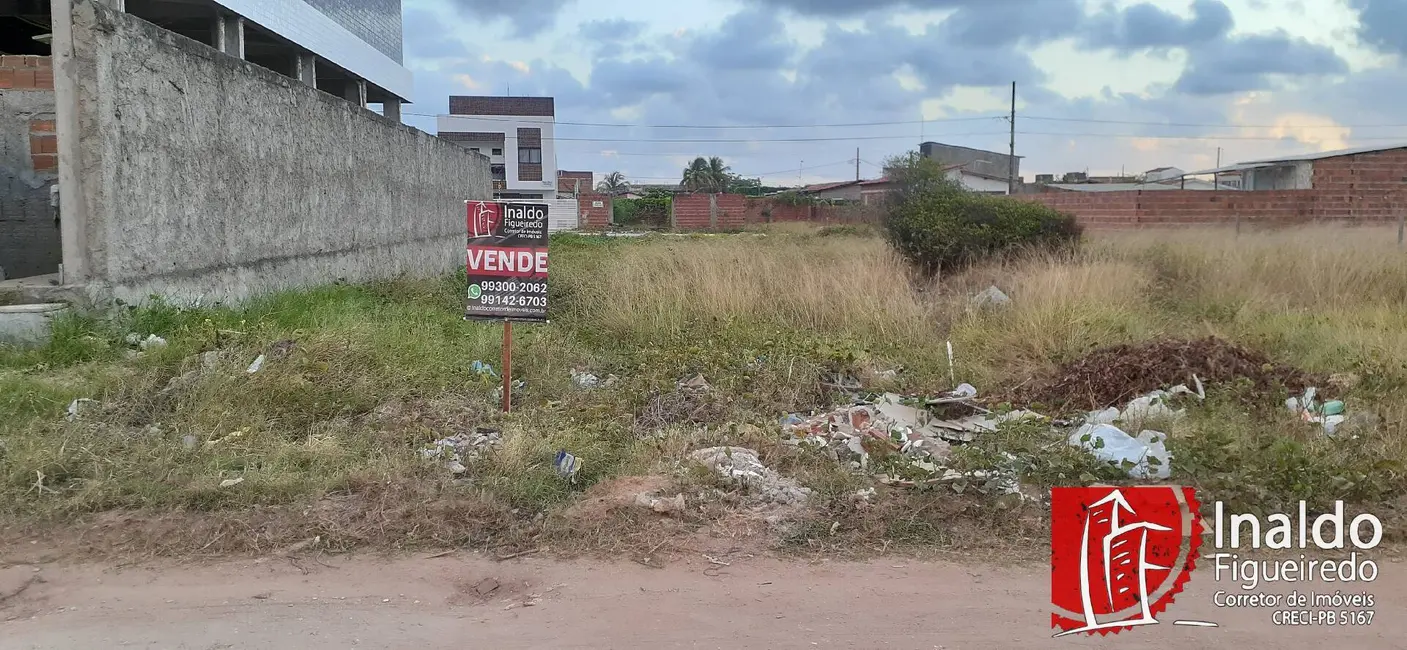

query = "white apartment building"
[[438, 96, 557, 200]]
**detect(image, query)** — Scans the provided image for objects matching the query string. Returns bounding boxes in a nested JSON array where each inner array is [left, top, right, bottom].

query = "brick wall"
[[0, 55, 55, 91], [0, 54, 58, 279], [1313, 149, 1407, 193], [1021, 188, 1404, 229], [577, 194, 612, 229], [671, 193, 747, 230], [740, 197, 882, 225]]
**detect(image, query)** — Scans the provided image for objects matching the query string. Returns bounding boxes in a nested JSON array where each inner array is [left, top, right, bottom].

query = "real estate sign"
[[464, 200, 549, 322]]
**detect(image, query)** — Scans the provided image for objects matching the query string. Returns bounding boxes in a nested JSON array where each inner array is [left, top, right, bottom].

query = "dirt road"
[[1, 550, 1404, 649]]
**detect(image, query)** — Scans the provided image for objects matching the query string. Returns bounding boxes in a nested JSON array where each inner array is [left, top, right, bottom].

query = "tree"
[[681, 156, 732, 193], [596, 171, 630, 195]]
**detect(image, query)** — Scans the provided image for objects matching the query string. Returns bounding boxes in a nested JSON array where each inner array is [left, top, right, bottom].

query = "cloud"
[[937, 0, 1085, 47], [1081, 0, 1233, 52], [687, 9, 794, 71], [442, 0, 574, 37], [403, 8, 470, 59], [744, 0, 974, 17], [1173, 32, 1349, 95], [1352, 0, 1407, 55]]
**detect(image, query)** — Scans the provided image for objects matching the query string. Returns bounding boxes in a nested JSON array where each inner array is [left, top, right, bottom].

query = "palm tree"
[[681, 156, 732, 193], [596, 171, 629, 195]]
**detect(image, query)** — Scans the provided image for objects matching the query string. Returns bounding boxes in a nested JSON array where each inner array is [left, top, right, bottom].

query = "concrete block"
[[0, 302, 70, 346]]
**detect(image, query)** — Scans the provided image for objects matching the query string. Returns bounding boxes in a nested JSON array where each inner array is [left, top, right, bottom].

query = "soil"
[[1018, 336, 1323, 410], [1, 550, 1404, 648]]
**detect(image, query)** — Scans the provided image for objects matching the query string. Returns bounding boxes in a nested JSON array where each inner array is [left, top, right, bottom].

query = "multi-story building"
[[1, 0, 412, 115], [437, 96, 557, 200], [920, 141, 1021, 194]]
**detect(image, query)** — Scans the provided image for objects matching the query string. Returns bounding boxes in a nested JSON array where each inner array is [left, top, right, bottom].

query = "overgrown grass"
[[3, 225, 1406, 557]]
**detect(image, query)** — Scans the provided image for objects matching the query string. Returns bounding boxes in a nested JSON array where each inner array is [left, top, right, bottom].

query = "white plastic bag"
[[1068, 423, 1172, 479]]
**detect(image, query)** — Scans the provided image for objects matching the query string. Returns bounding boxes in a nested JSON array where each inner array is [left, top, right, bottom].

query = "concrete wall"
[[0, 55, 59, 280], [55, 0, 489, 303], [1245, 162, 1312, 190], [921, 142, 1019, 184], [545, 198, 579, 232]]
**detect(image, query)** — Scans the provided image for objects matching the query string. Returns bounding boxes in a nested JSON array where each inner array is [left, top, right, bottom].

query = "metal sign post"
[[464, 200, 550, 413]]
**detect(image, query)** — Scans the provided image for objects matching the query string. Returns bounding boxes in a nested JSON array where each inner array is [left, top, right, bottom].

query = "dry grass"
[[3, 226, 1407, 559]]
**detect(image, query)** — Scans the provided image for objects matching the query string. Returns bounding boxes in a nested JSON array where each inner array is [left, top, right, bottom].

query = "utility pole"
[[855, 147, 861, 181], [1007, 81, 1017, 195]]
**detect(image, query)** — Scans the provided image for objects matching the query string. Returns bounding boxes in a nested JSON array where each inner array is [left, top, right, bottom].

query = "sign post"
[[464, 200, 550, 412]]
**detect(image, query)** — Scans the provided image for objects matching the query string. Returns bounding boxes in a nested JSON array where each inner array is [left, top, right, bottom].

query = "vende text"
[[467, 247, 548, 278]]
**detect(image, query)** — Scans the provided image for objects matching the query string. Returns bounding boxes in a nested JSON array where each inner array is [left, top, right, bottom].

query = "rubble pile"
[[420, 428, 502, 474], [781, 387, 1041, 495], [1019, 337, 1322, 410]]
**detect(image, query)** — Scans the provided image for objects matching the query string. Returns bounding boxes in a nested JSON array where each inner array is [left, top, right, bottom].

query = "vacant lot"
[[2, 224, 1404, 558]]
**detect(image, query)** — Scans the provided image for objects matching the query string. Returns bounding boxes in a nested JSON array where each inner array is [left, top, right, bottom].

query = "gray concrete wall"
[[0, 71, 59, 280], [55, 0, 488, 303], [920, 142, 1019, 184]]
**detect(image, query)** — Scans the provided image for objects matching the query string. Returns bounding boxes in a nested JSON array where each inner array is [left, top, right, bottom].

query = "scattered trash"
[[634, 492, 686, 515], [1068, 424, 1171, 480], [138, 334, 167, 350], [266, 339, 296, 360], [65, 398, 97, 421], [246, 354, 266, 374], [689, 447, 811, 506], [218, 477, 245, 488], [420, 429, 502, 474], [571, 369, 618, 390], [555, 449, 583, 482], [1328, 372, 1361, 391], [492, 380, 525, 402], [1287, 387, 1350, 435], [677, 374, 710, 393], [471, 361, 498, 379], [945, 341, 956, 386], [182, 434, 198, 449], [870, 368, 900, 381], [1119, 390, 1186, 426], [819, 373, 862, 393], [972, 285, 1012, 309]]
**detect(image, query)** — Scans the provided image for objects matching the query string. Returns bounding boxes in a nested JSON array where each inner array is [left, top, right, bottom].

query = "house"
[[438, 96, 558, 200], [920, 141, 1021, 194], [1186, 143, 1407, 191], [557, 170, 593, 196], [796, 180, 863, 201], [1143, 167, 1184, 182]]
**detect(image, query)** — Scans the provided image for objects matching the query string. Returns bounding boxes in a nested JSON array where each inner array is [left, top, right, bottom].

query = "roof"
[[920, 141, 1025, 159], [1047, 180, 1235, 192], [798, 180, 861, 194], [1239, 142, 1407, 165], [858, 178, 894, 187], [1145, 166, 1174, 173], [449, 96, 555, 117]]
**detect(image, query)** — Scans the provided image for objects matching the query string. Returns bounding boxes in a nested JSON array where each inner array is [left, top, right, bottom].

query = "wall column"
[[293, 52, 317, 86], [214, 13, 244, 59], [343, 79, 366, 107], [381, 99, 401, 122]]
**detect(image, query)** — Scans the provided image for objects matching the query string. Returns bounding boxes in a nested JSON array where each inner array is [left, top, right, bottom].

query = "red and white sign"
[[466, 246, 548, 278], [1051, 486, 1204, 636]]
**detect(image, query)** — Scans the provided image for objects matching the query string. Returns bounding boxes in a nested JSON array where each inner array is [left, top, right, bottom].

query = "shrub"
[[613, 196, 672, 228], [886, 190, 1083, 273]]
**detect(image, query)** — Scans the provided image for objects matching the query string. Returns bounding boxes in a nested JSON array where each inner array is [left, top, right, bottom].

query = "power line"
[[402, 110, 1004, 129], [1022, 115, 1407, 130], [1016, 130, 1407, 142]]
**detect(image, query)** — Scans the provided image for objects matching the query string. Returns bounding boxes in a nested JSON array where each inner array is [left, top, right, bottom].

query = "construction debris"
[[689, 447, 811, 506], [420, 428, 502, 474], [677, 374, 710, 393], [572, 369, 618, 389], [971, 285, 1012, 309], [634, 492, 687, 515], [64, 398, 97, 421]]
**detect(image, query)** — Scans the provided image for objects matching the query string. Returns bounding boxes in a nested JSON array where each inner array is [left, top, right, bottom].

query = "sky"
[[395, 0, 1407, 186]]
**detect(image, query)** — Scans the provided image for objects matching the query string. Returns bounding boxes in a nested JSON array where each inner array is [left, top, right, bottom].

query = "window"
[[518, 148, 542, 164], [471, 147, 480, 153], [491, 148, 503, 156], [490, 165, 505, 179]]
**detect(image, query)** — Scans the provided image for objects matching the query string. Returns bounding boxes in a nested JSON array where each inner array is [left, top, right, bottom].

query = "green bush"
[[613, 196, 671, 228], [885, 190, 1083, 273]]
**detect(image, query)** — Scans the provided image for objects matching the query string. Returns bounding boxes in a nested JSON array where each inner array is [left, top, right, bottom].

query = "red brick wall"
[[577, 194, 612, 229], [1021, 188, 1404, 229], [671, 193, 748, 230], [741, 198, 882, 225], [0, 55, 54, 91], [1313, 149, 1407, 193]]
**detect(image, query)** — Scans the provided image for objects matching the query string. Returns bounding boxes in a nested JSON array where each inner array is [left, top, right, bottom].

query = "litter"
[[690, 446, 811, 506], [819, 373, 862, 392], [571, 369, 618, 389], [246, 354, 266, 373], [471, 361, 498, 379], [420, 428, 502, 474], [1068, 423, 1171, 480], [218, 477, 245, 488], [64, 398, 97, 421], [555, 449, 583, 482], [677, 374, 710, 393], [139, 334, 167, 350], [634, 492, 686, 515], [972, 285, 1012, 309]]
